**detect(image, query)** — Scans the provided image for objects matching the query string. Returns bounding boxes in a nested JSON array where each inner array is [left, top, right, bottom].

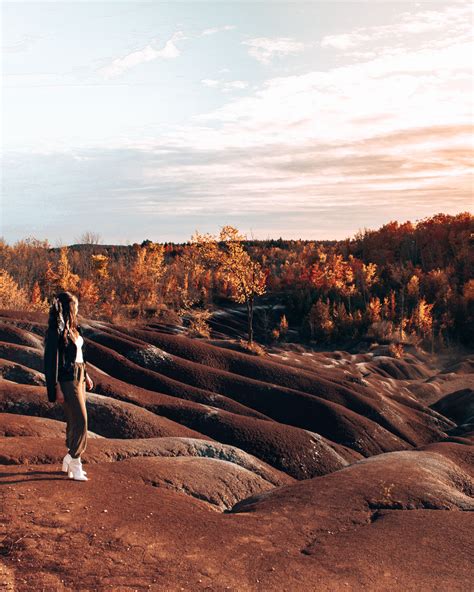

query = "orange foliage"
[[0, 269, 29, 309], [0, 213, 471, 348]]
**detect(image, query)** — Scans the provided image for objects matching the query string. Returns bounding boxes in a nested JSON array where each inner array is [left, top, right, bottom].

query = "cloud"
[[2, 35, 42, 54], [200, 25, 236, 36], [321, 2, 472, 55], [99, 31, 187, 79], [242, 37, 309, 64], [201, 78, 248, 92], [221, 80, 248, 92], [97, 3, 471, 230], [4, 3, 473, 242], [201, 78, 220, 88], [98, 24, 235, 80], [5, 120, 471, 242], [321, 33, 370, 51]]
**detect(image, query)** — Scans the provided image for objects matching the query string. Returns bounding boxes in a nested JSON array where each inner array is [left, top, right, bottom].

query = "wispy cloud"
[[97, 3, 471, 233], [4, 3, 473, 242], [321, 3, 472, 55], [201, 78, 248, 92], [98, 24, 236, 80], [2, 35, 42, 54], [99, 31, 187, 79], [242, 37, 309, 64], [200, 25, 236, 36]]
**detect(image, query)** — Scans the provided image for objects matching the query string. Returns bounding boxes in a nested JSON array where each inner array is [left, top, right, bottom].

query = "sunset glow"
[[2, 1, 473, 243]]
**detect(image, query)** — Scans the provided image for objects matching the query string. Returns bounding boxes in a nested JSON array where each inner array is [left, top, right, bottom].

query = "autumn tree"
[[191, 226, 267, 345], [304, 251, 358, 310], [126, 242, 165, 315], [56, 247, 80, 292], [332, 301, 354, 338], [0, 270, 29, 309], [43, 261, 58, 299], [307, 298, 334, 341], [382, 291, 397, 321], [411, 298, 434, 348], [357, 261, 378, 305], [91, 254, 109, 280], [406, 274, 420, 302], [78, 278, 100, 313], [172, 244, 207, 311], [88, 253, 116, 316], [30, 280, 49, 312], [279, 314, 289, 339], [367, 297, 382, 323], [41, 246, 80, 298]]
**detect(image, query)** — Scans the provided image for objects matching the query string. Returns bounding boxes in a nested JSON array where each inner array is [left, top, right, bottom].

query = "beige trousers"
[[60, 362, 88, 458]]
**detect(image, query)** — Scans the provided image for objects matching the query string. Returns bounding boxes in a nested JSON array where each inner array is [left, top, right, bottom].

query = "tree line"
[[0, 212, 471, 350]]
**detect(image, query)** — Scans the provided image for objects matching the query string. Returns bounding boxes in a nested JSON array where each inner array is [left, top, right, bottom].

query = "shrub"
[[388, 343, 404, 358], [185, 308, 212, 338], [238, 338, 267, 356]]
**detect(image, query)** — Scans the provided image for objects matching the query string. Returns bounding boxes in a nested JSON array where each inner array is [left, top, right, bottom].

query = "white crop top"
[[73, 334, 84, 363]]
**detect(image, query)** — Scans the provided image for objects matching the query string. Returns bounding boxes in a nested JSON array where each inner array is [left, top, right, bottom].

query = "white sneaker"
[[62, 453, 72, 472], [63, 453, 87, 475], [68, 457, 88, 481]]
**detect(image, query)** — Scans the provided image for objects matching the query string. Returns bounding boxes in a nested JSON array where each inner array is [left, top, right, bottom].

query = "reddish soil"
[[0, 309, 472, 591]]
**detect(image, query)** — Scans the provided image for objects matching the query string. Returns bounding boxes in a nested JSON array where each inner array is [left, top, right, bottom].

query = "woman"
[[43, 291, 94, 481]]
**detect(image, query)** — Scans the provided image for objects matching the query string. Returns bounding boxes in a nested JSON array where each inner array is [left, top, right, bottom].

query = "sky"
[[1, 0, 473, 245]]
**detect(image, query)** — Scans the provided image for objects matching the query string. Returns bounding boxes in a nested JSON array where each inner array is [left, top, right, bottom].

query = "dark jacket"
[[43, 325, 89, 402]]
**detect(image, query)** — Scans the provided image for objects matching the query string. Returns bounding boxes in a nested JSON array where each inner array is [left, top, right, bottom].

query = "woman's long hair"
[[47, 291, 80, 346]]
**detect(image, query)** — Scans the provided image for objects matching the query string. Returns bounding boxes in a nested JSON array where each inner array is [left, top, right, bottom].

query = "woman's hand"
[[85, 374, 94, 391], [55, 383, 64, 404]]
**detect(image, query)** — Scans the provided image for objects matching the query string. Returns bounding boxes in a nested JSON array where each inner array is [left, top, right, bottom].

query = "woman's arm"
[[85, 370, 94, 391], [44, 328, 59, 402], [78, 325, 93, 390]]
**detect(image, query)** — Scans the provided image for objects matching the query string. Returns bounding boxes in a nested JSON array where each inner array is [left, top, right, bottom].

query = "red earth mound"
[[0, 381, 210, 441], [0, 309, 472, 590], [1, 441, 472, 590], [0, 413, 101, 439], [431, 388, 474, 424]]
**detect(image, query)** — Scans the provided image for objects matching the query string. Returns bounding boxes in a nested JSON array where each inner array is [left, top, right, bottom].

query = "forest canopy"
[[1, 212, 472, 349]]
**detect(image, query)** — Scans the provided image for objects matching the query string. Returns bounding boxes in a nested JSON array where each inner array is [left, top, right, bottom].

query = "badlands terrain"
[[0, 306, 473, 591]]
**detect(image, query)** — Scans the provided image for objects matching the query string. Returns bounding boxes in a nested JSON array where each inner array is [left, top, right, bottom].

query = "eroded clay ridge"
[[0, 308, 472, 591]]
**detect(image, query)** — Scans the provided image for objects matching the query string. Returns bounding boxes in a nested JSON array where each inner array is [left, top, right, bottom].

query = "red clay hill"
[[0, 307, 472, 591]]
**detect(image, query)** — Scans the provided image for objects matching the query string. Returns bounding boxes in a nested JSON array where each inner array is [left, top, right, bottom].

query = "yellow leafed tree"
[[411, 298, 434, 341], [129, 243, 165, 314], [407, 275, 420, 298], [367, 296, 382, 323], [0, 269, 29, 309], [57, 246, 80, 291], [30, 280, 49, 312], [91, 254, 109, 280], [78, 278, 100, 311], [191, 226, 267, 345]]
